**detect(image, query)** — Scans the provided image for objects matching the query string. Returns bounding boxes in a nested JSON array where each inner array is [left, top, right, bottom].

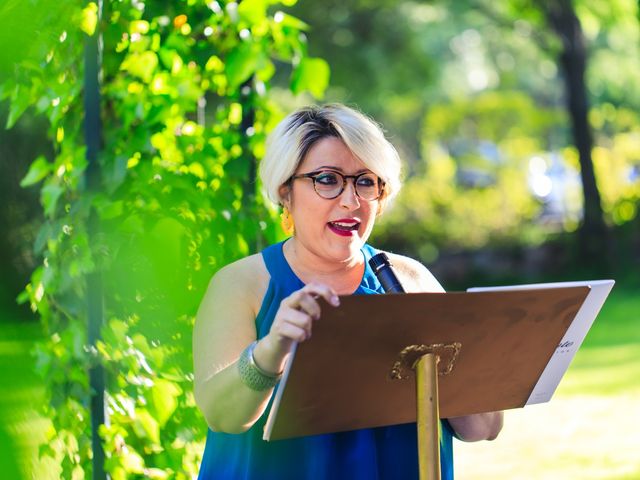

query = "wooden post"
[[416, 353, 441, 480]]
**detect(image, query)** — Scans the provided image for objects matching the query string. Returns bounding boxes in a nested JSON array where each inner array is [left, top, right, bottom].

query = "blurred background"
[[1, 0, 638, 478]]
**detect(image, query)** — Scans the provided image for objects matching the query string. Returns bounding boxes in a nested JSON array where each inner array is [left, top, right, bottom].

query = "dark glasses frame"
[[289, 169, 385, 200]]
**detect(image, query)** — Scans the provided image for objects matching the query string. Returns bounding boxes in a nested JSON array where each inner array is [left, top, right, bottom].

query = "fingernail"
[[332, 295, 340, 306]]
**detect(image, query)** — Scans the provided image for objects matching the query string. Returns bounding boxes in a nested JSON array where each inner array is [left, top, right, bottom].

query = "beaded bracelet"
[[238, 341, 282, 391]]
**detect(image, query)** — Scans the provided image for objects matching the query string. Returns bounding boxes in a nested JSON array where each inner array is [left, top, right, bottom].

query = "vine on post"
[[2, 0, 329, 478]]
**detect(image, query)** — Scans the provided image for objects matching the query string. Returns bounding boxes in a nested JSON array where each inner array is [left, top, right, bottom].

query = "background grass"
[[0, 319, 50, 479], [455, 284, 640, 479]]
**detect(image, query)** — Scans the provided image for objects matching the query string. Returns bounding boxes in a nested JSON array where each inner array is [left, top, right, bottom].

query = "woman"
[[193, 104, 503, 479]]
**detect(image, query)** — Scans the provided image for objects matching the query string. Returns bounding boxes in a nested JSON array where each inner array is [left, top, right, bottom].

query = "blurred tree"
[[538, 0, 606, 255], [469, 0, 608, 262]]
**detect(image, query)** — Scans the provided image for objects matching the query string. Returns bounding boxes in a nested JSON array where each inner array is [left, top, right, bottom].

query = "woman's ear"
[[278, 183, 292, 209], [376, 190, 388, 217]]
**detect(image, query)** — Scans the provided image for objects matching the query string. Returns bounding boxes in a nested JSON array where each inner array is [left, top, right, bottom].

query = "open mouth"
[[327, 220, 360, 237]]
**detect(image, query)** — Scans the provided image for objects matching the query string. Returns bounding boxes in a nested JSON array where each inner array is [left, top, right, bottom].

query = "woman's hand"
[[253, 283, 340, 375]]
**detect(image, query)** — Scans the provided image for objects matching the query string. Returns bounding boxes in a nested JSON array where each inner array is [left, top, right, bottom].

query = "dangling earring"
[[280, 207, 295, 236]]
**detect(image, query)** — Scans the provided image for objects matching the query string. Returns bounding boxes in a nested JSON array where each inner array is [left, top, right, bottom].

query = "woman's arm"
[[447, 412, 503, 441], [193, 258, 338, 433], [385, 252, 505, 442]]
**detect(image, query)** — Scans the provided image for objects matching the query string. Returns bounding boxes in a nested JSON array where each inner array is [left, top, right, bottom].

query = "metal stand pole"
[[416, 353, 441, 480]]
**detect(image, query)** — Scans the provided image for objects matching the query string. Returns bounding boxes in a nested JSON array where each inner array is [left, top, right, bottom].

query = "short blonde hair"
[[259, 104, 402, 211]]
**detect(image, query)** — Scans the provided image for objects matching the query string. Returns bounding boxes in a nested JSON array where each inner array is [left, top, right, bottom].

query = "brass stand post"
[[416, 353, 441, 480]]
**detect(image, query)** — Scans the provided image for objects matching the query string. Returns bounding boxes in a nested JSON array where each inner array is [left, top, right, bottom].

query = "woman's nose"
[[339, 180, 360, 209]]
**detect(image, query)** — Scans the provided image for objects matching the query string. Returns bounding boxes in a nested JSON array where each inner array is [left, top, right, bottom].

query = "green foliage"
[[589, 104, 640, 226], [373, 91, 561, 260], [3, 0, 328, 477]]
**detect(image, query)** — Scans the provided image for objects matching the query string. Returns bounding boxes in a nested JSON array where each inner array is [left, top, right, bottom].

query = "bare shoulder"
[[382, 251, 445, 293], [205, 253, 270, 315]]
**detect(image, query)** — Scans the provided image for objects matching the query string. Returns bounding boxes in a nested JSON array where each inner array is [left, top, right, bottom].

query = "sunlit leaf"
[[205, 55, 224, 72], [238, 0, 268, 24], [228, 102, 243, 124], [121, 446, 145, 473], [80, 2, 98, 36], [133, 408, 160, 444], [225, 43, 261, 90], [188, 162, 206, 179], [130, 20, 150, 35], [290, 57, 330, 99], [20, 156, 52, 187], [121, 51, 159, 83], [273, 11, 309, 30], [150, 379, 183, 427]]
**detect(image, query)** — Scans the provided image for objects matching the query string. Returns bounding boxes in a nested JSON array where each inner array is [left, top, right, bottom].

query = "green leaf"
[[290, 57, 330, 99], [225, 43, 262, 90], [150, 379, 183, 427], [41, 182, 63, 217], [273, 11, 309, 31], [0, 81, 12, 100], [6, 84, 31, 129], [98, 200, 124, 220], [103, 154, 128, 192], [133, 408, 160, 444], [121, 444, 145, 473], [238, 0, 268, 24], [129, 20, 150, 35], [119, 214, 145, 234], [80, 2, 98, 36], [105, 319, 128, 344], [228, 103, 243, 125], [256, 58, 275, 83], [121, 51, 158, 83], [20, 156, 52, 187], [33, 222, 52, 254], [145, 468, 169, 479]]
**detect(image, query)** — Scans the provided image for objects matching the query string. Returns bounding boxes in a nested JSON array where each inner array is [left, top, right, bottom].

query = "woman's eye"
[[357, 175, 376, 187], [315, 173, 339, 185]]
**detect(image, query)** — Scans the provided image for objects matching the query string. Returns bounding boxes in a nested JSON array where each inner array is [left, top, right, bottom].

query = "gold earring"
[[280, 207, 295, 236]]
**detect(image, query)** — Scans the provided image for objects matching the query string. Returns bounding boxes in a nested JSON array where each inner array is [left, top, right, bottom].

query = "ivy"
[[4, 0, 329, 477]]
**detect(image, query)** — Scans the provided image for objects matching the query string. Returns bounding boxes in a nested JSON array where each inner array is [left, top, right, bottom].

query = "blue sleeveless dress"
[[198, 241, 455, 480]]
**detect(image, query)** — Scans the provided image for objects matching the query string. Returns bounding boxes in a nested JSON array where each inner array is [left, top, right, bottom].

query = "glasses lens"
[[355, 173, 381, 200], [313, 172, 343, 199]]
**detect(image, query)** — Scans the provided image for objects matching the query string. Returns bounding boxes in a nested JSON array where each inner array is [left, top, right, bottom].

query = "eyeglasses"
[[289, 170, 384, 201]]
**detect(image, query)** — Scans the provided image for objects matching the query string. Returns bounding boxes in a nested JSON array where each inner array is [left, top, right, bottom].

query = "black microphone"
[[369, 252, 406, 293]]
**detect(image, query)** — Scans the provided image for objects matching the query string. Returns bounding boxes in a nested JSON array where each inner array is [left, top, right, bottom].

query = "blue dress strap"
[[356, 243, 385, 294]]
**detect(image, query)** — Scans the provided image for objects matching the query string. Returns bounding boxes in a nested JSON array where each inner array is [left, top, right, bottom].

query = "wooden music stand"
[[263, 287, 593, 479]]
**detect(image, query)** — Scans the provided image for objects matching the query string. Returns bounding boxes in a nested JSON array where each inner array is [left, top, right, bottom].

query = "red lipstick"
[[327, 218, 361, 237]]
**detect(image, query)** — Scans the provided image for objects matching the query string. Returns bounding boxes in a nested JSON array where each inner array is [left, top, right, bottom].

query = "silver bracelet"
[[238, 341, 282, 391]]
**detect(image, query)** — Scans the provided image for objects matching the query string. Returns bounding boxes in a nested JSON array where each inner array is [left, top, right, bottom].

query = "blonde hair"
[[259, 104, 402, 211]]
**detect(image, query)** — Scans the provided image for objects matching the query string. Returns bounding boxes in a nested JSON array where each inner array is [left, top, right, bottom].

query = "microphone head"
[[369, 252, 406, 294], [368, 252, 392, 274]]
